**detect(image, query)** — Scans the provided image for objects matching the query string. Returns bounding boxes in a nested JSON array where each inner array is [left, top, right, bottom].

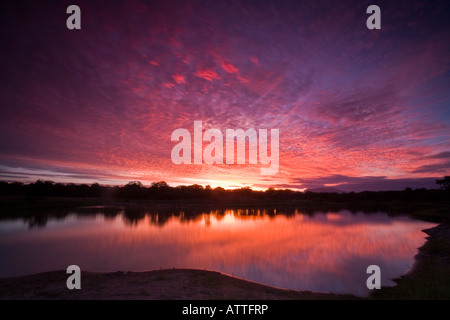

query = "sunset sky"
[[0, 0, 449, 191]]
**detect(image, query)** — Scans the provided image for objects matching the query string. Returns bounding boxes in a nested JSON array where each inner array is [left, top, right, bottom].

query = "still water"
[[0, 207, 436, 297]]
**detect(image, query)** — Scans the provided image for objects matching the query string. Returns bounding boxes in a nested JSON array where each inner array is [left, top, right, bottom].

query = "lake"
[[0, 206, 436, 297]]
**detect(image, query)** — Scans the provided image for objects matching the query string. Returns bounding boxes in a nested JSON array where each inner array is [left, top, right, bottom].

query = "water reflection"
[[0, 207, 436, 297], [1, 205, 409, 229]]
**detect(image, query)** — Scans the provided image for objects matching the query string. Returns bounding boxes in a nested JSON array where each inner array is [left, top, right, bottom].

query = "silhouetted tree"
[[90, 183, 101, 197], [151, 181, 169, 189], [119, 181, 145, 199], [149, 181, 172, 199], [436, 176, 450, 190]]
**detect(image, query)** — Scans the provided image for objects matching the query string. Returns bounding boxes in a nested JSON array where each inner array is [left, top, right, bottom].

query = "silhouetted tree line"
[[0, 177, 449, 202], [0, 202, 414, 229]]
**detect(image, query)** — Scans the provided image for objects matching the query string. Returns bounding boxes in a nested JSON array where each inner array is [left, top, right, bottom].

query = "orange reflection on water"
[[0, 209, 436, 296]]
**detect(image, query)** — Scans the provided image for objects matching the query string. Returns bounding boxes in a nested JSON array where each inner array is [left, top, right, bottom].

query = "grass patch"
[[152, 275, 168, 281]]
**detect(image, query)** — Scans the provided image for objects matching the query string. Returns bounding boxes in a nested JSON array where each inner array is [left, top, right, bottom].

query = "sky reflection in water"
[[0, 208, 436, 297]]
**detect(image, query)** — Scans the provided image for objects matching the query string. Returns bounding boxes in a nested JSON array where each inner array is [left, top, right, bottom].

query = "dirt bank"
[[0, 268, 357, 300]]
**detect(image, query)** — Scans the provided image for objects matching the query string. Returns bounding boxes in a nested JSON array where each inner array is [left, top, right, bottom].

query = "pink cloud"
[[173, 74, 186, 84], [237, 76, 249, 84], [194, 69, 220, 81], [250, 57, 259, 64], [220, 61, 239, 74]]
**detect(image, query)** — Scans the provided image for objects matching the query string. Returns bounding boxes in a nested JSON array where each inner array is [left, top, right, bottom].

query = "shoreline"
[[0, 268, 357, 300], [371, 222, 450, 299]]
